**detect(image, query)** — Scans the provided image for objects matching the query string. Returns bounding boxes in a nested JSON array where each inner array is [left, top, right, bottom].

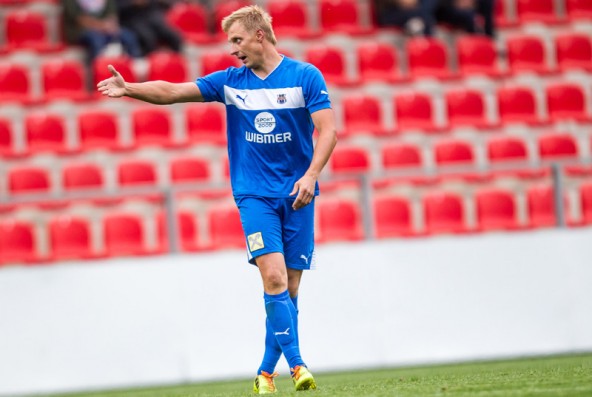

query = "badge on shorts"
[[248, 232, 264, 252]]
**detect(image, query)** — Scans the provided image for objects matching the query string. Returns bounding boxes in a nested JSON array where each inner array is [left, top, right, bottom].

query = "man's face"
[[227, 21, 263, 69]]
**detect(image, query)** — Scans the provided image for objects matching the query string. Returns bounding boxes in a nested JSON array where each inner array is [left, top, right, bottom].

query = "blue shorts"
[[235, 196, 316, 270]]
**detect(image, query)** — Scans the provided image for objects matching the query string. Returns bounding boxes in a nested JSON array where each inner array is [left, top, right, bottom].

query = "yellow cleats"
[[253, 371, 278, 394], [291, 365, 317, 391]]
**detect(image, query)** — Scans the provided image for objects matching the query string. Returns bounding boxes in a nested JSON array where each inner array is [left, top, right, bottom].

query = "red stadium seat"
[[516, 0, 565, 24], [304, 44, 358, 87], [526, 185, 560, 228], [200, 51, 241, 75], [131, 106, 178, 148], [147, 51, 188, 83], [207, 203, 245, 249], [373, 195, 415, 238], [579, 183, 592, 224], [381, 142, 423, 170], [554, 33, 592, 72], [357, 41, 405, 83], [2, 10, 64, 52], [0, 220, 39, 264], [422, 191, 467, 234], [49, 216, 94, 260], [445, 88, 494, 129], [341, 95, 390, 136], [166, 2, 213, 44], [316, 198, 364, 242], [8, 166, 50, 195], [456, 35, 503, 77], [92, 55, 136, 88], [406, 37, 454, 79], [434, 139, 475, 167], [24, 112, 69, 154], [41, 59, 90, 102], [394, 91, 440, 132], [268, 0, 320, 38], [103, 213, 149, 256], [77, 109, 122, 151], [185, 103, 227, 145], [0, 63, 32, 104], [169, 157, 211, 184], [537, 133, 579, 160], [486, 136, 529, 164], [566, 0, 592, 20], [330, 145, 371, 174], [545, 83, 591, 122], [159, 211, 203, 252], [62, 163, 105, 192], [496, 86, 544, 125], [475, 188, 520, 231], [0, 117, 15, 157], [319, 0, 373, 35], [506, 35, 554, 75], [117, 160, 158, 187]]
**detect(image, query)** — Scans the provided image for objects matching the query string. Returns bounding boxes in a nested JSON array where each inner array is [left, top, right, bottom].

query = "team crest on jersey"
[[277, 93, 287, 104]]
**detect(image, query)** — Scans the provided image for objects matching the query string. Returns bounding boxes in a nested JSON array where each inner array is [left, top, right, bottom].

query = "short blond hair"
[[221, 5, 277, 46]]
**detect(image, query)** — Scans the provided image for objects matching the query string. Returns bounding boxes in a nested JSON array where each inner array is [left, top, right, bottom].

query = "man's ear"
[[256, 29, 264, 42]]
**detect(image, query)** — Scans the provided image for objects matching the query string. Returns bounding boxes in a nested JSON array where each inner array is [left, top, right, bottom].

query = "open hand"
[[96, 65, 126, 98]]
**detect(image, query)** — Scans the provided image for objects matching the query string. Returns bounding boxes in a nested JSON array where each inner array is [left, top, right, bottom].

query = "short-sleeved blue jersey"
[[196, 56, 331, 198]]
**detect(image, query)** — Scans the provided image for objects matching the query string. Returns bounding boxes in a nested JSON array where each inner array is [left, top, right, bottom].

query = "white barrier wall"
[[1, 228, 591, 396]]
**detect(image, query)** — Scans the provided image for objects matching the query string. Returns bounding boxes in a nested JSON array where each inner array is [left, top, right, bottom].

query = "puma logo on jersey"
[[236, 94, 248, 104], [274, 328, 290, 336]]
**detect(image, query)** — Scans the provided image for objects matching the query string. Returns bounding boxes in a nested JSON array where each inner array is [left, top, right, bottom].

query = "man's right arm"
[[124, 81, 204, 104], [97, 65, 205, 104]]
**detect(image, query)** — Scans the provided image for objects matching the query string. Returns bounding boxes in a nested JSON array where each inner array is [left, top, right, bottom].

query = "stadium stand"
[[1, 0, 592, 266]]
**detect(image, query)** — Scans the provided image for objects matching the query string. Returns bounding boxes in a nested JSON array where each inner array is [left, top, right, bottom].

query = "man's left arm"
[[290, 108, 338, 210]]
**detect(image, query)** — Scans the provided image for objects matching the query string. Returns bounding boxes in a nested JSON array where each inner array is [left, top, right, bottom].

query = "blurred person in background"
[[374, 0, 437, 36], [116, 0, 184, 56], [97, 4, 337, 394], [63, 0, 143, 64], [436, 0, 496, 37]]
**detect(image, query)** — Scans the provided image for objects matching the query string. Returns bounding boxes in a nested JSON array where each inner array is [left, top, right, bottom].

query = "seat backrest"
[[78, 110, 120, 151], [147, 51, 188, 83], [49, 216, 93, 260], [25, 112, 67, 154], [475, 188, 519, 230], [117, 160, 158, 187], [330, 146, 371, 174], [62, 163, 105, 191], [373, 195, 414, 238], [131, 106, 173, 147], [8, 166, 51, 195], [422, 191, 466, 234]]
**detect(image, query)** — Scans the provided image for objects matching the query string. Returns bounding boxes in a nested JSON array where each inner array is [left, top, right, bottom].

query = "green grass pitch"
[[45, 353, 591, 397]]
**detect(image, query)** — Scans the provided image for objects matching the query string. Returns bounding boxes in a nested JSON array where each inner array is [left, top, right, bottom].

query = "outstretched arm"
[[290, 108, 338, 210], [97, 65, 204, 104]]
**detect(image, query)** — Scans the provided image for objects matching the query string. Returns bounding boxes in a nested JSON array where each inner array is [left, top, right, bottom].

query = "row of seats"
[[1, 126, 590, 198], [1, 79, 590, 158], [2, 31, 591, 104], [3, 171, 592, 265], [6, 0, 589, 53], [331, 133, 592, 174]]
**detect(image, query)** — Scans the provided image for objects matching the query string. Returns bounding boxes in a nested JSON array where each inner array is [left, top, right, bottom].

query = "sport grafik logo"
[[254, 112, 276, 133]]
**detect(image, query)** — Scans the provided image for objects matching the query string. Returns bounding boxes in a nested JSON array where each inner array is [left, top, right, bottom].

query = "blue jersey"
[[196, 56, 331, 198]]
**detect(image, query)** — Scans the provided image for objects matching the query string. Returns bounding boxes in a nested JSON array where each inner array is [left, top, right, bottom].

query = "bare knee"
[[256, 253, 288, 294]]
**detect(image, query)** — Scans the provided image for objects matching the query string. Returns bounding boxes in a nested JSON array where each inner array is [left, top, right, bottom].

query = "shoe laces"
[[259, 371, 278, 391], [290, 365, 305, 380]]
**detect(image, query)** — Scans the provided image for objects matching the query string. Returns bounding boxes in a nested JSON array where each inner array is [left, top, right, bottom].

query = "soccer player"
[[97, 4, 337, 394]]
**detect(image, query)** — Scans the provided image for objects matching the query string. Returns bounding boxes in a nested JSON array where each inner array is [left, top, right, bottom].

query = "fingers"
[[292, 189, 314, 210], [108, 64, 120, 78]]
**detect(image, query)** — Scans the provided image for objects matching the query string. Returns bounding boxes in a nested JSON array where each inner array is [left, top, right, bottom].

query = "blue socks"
[[258, 290, 303, 374]]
